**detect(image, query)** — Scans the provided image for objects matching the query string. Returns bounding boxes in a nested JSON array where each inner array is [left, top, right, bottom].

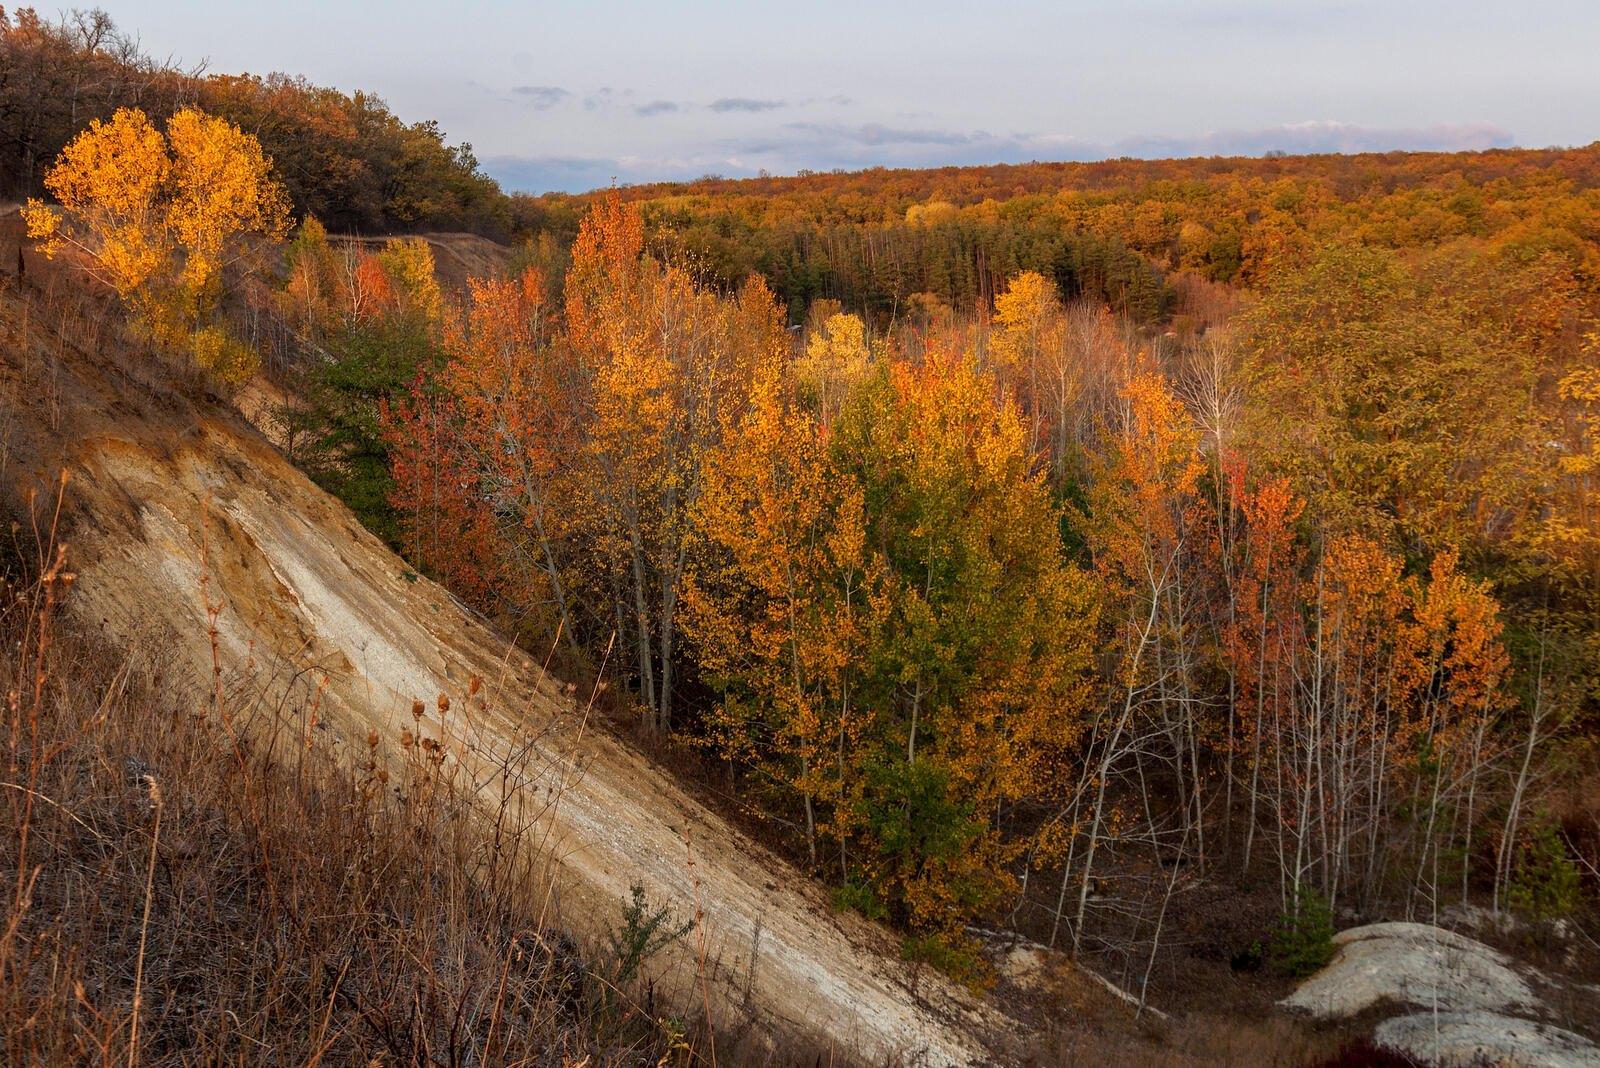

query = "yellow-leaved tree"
[[685, 356, 885, 871], [989, 270, 1063, 460], [830, 351, 1100, 946], [378, 237, 444, 325], [793, 310, 871, 427], [24, 106, 290, 383]]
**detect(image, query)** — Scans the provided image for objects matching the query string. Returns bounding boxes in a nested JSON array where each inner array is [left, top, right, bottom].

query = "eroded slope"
[[0, 271, 1006, 1065]]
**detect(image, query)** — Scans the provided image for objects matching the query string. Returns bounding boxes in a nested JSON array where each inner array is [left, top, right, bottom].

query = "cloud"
[[1157, 1, 1364, 32], [634, 100, 680, 117], [787, 122, 984, 147], [755, 118, 1514, 172], [708, 97, 786, 113], [483, 154, 631, 193], [510, 85, 571, 110]]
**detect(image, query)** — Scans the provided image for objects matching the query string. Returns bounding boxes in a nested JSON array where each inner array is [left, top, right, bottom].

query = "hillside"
[[0, 222, 1012, 1064], [5, 11, 1599, 1063]]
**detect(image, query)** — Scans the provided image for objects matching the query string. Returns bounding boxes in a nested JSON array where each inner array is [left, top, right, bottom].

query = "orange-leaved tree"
[[563, 193, 776, 729], [381, 376, 508, 614], [439, 267, 578, 638]]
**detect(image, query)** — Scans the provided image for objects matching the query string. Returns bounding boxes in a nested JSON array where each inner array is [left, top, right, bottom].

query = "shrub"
[[1506, 818, 1584, 923], [856, 758, 995, 928], [190, 323, 260, 385], [831, 879, 889, 921], [900, 933, 992, 992], [603, 881, 695, 988], [1268, 886, 1335, 977]]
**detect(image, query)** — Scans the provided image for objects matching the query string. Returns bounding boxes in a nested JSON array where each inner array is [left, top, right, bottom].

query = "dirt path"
[[0, 282, 1008, 1064]]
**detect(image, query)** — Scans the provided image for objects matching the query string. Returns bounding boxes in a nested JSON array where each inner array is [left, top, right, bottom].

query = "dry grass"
[[1030, 1013, 1355, 1068], [0, 512, 742, 1066]]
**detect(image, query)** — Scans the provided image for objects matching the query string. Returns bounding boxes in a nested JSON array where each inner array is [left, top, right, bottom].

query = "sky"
[[111, 1, 1600, 194]]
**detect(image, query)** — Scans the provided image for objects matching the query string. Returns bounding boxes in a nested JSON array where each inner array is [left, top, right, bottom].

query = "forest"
[[3, 5, 1599, 1061], [320, 195, 1600, 974]]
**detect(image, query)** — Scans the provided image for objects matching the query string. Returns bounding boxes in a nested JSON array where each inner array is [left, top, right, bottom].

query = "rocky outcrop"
[[1283, 922, 1600, 1068], [1374, 1011, 1600, 1068], [1280, 922, 1537, 1020]]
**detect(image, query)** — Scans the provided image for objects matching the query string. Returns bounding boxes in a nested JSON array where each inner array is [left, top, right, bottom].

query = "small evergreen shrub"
[[1506, 819, 1583, 923], [1268, 885, 1335, 977]]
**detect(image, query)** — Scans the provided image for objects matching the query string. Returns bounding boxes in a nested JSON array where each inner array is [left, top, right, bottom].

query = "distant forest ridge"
[[593, 140, 1600, 210], [554, 137, 1600, 323]]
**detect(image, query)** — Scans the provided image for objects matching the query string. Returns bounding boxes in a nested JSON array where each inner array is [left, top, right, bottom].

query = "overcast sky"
[[111, 1, 1600, 193]]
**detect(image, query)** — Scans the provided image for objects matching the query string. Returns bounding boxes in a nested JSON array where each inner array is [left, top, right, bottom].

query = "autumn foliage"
[[15, 51, 1598, 979], [24, 105, 290, 382], [363, 190, 1594, 955]]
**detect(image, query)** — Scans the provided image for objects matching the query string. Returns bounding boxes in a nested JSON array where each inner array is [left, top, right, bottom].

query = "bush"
[[900, 933, 992, 992], [603, 882, 695, 988], [831, 879, 889, 921], [1506, 819, 1584, 923], [190, 323, 260, 385], [1268, 886, 1335, 977], [856, 758, 994, 927]]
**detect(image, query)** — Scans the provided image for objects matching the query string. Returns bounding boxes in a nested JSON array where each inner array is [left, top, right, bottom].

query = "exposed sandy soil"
[[0, 254, 1015, 1064], [342, 230, 516, 290]]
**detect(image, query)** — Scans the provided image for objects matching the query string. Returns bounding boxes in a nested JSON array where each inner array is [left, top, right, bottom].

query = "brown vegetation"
[[0, 526, 708, 1064]]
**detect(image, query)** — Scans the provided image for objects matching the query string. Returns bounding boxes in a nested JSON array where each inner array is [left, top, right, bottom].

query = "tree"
[[382, 375, 508, 613], [279, 230, 447, 545], [793, 311, 870, 428], [163, 106, 292, 308], [564, 194, 775, 729], [685, 359, 882, 869], [293, 315, 441, 545], [435, 268, 579, 642], [832, 351, 1099, 932], [378, 237, 444, 324], [989, 270, 1063, 458], [23, 105, 169, 299], [1213, 503, 1516, 911], [1238, 244, 1574, 559], [1064, 370, 1207, 949], [24, 105, 290, 382]]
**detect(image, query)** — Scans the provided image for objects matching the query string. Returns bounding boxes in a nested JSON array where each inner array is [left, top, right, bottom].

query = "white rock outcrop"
[[1375, 1010, 1600, 1068], [1280, 922, 1537, 1020]]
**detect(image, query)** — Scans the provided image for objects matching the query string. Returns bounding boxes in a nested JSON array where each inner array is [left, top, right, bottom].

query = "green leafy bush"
[[831, 879, 888, 921], [604, 881, 695, 988], [900, 933, 992, 992]]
